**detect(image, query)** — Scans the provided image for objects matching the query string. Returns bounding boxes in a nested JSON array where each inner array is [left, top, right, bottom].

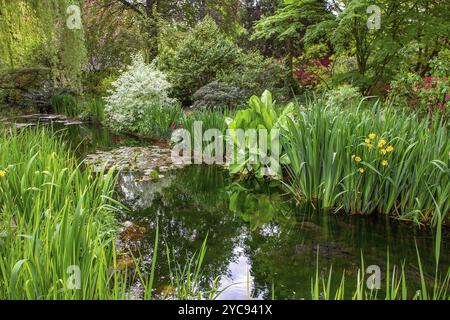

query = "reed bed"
[[0, 128, 219, 300], [282, 99, 449, 226]]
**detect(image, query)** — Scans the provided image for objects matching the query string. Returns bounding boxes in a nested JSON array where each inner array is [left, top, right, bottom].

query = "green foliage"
[[0, 0, 87, 88], [159, 16, 240, 105], [0, 129, 218, 300], [0, 129, 120, 299], [51, 94, 105, 122], [227, 180, 286, 230], [325, 84, 363, 109], [181, 109, 229, 144], [136, 104, 182, 139], [51, 94, 82, 117], [79, 97, 106, 123], [165, 236, 222, 300], [218, 50, 287, 100], [252, 0, 332, 45], [282, 99, 449, 225], [388, 51, 449, 119], [310, 248, 449, 300], [389, 74, 449, 119], [0, 0, 46, 68], [332, 0, 448, 92], [227, 90, 293, 179]]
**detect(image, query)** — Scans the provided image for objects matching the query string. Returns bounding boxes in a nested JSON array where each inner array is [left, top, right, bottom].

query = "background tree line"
[[0, 0, 448, 106]]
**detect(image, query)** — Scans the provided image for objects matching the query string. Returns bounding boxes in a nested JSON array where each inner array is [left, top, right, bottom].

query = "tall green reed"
[[0, 128, 216, 300], [0, 128, 126, 299]]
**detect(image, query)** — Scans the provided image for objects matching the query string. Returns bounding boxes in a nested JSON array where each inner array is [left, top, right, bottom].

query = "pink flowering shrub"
[[388, 74, 449, 118]]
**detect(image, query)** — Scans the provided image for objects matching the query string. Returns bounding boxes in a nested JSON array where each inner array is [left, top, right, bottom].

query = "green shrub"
[[387, 49, 449, 119], [388, 74, 448, 119], [104, 53, 175, 131], [218, 51, 287, 100], [227, 90, 293, 179]]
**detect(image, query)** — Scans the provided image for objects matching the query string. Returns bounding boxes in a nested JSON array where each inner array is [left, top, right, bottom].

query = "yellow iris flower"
[[378, 139, 387, 148]]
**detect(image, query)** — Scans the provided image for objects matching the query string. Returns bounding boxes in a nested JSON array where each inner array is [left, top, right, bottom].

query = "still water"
[[117, 166, 448, 299]]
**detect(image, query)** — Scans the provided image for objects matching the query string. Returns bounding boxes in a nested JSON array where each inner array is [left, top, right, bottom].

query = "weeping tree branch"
[[107, 0, 145, 16]]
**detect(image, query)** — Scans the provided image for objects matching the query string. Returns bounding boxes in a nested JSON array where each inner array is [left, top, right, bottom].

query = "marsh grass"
[[0, 128, 221, 300], [282, 98, 449, 225], [137, 104, 182, 138], [51, 94, 105, 122], [309, 197, 449, 300], [0, 128, 123, 299]]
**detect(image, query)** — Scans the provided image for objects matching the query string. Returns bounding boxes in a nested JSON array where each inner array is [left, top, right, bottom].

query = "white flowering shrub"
[[104, 54, 174, 131]]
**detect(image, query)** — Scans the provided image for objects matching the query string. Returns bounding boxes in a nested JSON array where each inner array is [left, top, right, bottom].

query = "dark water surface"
[[118, 166, 448, 299], [4, 117, 449, 299]]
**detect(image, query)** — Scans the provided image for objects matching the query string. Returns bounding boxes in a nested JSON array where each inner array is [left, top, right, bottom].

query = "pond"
[[3, 115, 449, 300]]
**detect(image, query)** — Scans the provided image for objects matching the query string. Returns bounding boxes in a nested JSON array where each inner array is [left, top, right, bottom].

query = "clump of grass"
[[0, 128, 125, 299], [51, 94, 105, 123], [282, 98, 449, 225], [51, 94, 83, 118], [164, 236, 221, 300], [136, 104, 182, 138], [180, 109, 230, 149], [79, 97, 106, 123]]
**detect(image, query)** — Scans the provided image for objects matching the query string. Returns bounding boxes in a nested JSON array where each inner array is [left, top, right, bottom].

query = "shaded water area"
[[2, 115, 449, 299]]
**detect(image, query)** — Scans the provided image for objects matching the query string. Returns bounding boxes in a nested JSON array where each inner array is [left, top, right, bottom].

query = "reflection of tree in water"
[[244, 203, 448, 299], [125, 166, 244, 295]]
